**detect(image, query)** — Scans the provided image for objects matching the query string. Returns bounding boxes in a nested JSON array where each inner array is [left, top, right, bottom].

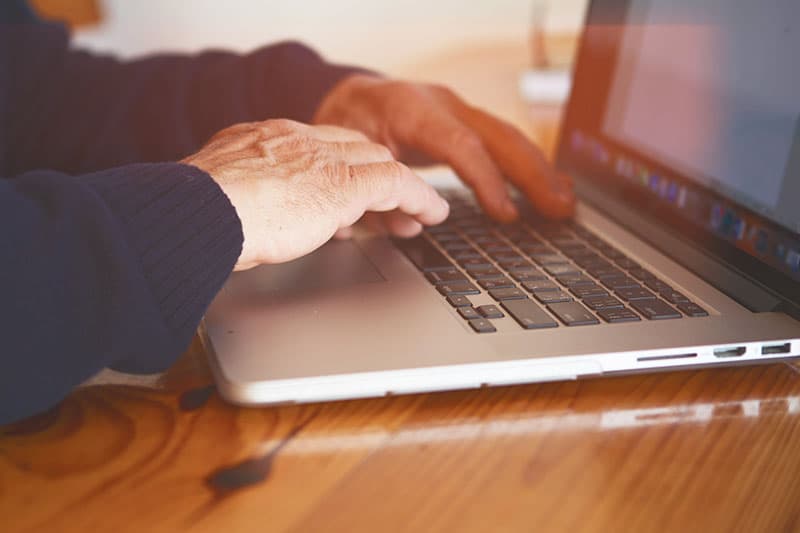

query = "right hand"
[[182, 119, 450, 271]]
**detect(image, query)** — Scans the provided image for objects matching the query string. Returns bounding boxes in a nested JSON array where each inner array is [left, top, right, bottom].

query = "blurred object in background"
[[521, 0, 587, 156], [29, 0, 102, 28], [521, 0, 586, 104]]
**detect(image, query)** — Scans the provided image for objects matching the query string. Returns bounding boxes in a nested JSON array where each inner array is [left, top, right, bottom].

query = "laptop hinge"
[[573, 178, 786, 314]]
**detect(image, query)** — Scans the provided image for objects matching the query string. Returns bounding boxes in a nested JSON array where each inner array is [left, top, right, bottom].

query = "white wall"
[[73, 0, 586, 72]]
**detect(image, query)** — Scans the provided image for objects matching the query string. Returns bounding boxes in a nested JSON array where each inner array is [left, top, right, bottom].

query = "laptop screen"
[[558, 0, 800, 291]]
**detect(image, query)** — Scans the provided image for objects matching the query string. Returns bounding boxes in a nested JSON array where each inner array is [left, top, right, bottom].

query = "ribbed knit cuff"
[[82, 163, 243, 370]]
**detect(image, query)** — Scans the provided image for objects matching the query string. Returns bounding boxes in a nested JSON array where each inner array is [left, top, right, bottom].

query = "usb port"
[[713, 346, 746, 358], [761, 342, 791, 355]]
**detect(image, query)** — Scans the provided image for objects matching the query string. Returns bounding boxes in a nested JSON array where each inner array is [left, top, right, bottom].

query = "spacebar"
[[501, 299, 559, 329], [394, 236, 454, 272]]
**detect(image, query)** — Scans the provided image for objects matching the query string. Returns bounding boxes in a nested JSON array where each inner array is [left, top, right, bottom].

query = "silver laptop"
[[202, 0, 800, 406]]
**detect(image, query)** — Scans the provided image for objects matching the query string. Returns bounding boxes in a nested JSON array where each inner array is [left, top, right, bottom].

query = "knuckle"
[[431, 83, 457, 101], [263, 118, 301, 135], [449, 128, 484, 152], [372, 142, 394, 160]]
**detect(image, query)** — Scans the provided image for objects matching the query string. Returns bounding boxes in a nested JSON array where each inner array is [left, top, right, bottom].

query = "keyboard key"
[[616, 287, 657, 301], [478, 277, 515, 290], [431, 232, 462, 242], [615, 257, 640, 270], [629, 268, 657, 281], [489, 287, 528, 301], [556, 274, 595, 288], [631, 299, 682, 320], [561, 246, 595, 259], [537, 225, 573, 238], [574, 254, 607, 268], [477, 304, 504, 319], [661, 290, 690, 304], [425, 269, 468, 285], [514, 238, 543, 248], [491, 252, 525, 263], [437, 282, 480, 296], [597, 308, 641, 323], [463, 226, 491, 236], [468, 266, 504, 279], [551, 238, 585, 250], [468, 318, 497, 333], [529, 253, 566, 264], [511, 269, 548, 282], [676, 302, 709, 317], [644, 279, 673, 292], [519, 243, 555, 255], [533, 290, 573, 304], [499, 259, 534, 271], [450, 248, 483, 260], [501, 299, 559, 329], [597, 245, 625, 259], [603, 277, 640, 290], [522, 280, 559, 292], [544, 263, 580, 276], [583, 295, 625, 310], [593, 267, 627, 280], [573, 226, 596, 239], [570, 285, 609, 299], [395, 236, 453, 272], [442, 240, 474, 251], [458, 306, 481, 320], [547, 301, 600, 326], [459, 257, 493, 269], [425, 225, 454, 234], [483, 243, 515, 253], [446, 294, 473, 308]]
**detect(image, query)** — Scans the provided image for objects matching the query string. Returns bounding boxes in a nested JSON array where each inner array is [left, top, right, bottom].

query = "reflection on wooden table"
[[3, 334, 799, 532], [3, 40, 800, 533]]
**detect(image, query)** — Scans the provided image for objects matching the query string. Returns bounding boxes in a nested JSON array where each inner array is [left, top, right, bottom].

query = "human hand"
[[314, 74, 574, 224], [182, 119, 449, 271]]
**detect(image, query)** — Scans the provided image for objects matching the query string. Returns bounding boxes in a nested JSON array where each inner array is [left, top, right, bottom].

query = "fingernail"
[[503, 198, 519, 219], [440, 196, 450, 212]]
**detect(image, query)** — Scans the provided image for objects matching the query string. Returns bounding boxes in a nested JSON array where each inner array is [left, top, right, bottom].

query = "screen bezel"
[[556, 0, 800, 307]]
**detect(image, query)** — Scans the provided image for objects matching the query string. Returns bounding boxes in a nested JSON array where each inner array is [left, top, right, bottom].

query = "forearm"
[[3, 23, 365, 175], [0, 163, 242, 424]]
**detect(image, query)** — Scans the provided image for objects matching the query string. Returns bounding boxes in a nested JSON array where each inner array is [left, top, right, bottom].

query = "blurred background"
[[33, 0, 583, 69], [30, 0, 588, 153]]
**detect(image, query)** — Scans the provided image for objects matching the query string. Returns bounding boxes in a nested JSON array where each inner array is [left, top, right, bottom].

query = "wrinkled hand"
[[183, 119, 449, 271], [314, 74, 575, 225]]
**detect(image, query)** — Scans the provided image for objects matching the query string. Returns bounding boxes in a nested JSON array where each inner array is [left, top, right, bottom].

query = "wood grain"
[[3, 40, 800, 533], [3, 347, 800, 532]]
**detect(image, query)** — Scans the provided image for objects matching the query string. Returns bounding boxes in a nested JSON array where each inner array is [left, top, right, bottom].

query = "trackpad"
[[223, 239, 386, 298]]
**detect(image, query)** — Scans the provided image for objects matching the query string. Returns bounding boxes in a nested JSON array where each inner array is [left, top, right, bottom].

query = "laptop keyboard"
[[395, 190, 708, 333]]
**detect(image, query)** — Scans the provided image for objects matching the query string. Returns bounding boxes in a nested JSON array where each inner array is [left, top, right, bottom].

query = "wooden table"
[[3, 41, 800, 533]]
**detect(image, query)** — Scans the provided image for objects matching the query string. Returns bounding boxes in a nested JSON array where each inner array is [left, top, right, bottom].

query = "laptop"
[[201, 0, 800, 406]]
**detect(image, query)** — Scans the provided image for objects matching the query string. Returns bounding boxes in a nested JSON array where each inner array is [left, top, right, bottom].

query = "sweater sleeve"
[[3, 23, 365, 176], [0, 163, 243, 424]]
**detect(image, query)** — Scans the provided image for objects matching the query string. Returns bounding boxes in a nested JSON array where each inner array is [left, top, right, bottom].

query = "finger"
[[326, 141, 395, 165], [393, 108, 518, 222], [347, 160, 450, 226], [380, 210, 424, 238], [309, 124, 371, 143], [333, 226, 354, 240], [449, 101, 575, 219], [360, 212, 389, 235]]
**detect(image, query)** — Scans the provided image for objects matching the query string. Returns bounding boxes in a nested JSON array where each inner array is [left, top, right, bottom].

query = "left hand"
[[314, 74, 575, 237]]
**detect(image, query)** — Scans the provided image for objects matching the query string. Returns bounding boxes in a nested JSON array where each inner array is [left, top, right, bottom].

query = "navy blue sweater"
[[0, 2, 359, 423]]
